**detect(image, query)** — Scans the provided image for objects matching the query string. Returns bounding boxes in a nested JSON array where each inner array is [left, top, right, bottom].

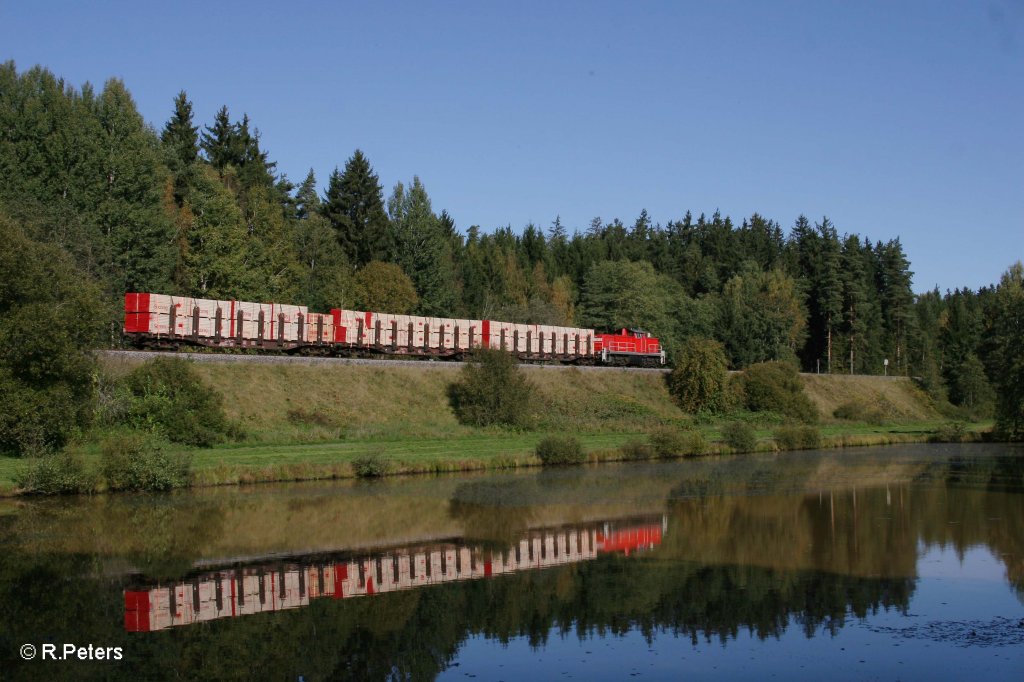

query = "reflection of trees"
[[0, 541, 914, 681], [6, 495, 227, 578], [448, 481, 537, 548], [0, 447, 1022, 679]]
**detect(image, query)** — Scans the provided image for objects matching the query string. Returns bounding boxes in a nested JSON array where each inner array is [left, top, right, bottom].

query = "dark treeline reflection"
[[0, 448, 1021, 680]]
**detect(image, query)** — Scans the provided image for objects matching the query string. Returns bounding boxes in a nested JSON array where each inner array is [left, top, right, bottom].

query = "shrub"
[[448, 349, 536, 428], [934, 421, 968, 443], [536, 435, 584, 465], [101, 431, 191, 491], [352, 452, 391, 478], [722, 421, 757, 452], [666, 338, 729, 413], [16, 450, 99, 495], [121, 357, 230, 446], [682, 430, 708, 457], [649, 427, 708, 458], [619, 439, 655, 461], [773, 425, 822, 450], [735, 362, 817, 423]]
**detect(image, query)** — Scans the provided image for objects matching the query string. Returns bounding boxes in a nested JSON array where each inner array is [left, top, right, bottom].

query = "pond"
[[1, 443, 1022, 680]]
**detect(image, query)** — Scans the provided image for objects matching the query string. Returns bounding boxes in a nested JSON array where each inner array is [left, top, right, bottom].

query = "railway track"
[[96, 350, 672, 374]]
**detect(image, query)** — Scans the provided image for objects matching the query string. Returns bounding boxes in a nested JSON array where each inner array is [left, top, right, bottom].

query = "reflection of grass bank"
[[0, 357, 991, 495]]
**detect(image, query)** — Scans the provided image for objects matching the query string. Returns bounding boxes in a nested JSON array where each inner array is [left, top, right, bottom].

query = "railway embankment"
[[0, 354, 981, 495]]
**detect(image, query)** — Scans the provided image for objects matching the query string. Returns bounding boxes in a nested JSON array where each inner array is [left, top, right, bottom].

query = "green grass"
[[0, 358, 988, 496], [0, 419, 991, 495]]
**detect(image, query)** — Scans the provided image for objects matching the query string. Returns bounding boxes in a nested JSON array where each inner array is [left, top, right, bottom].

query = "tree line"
[[1, 62, 1021, 441]]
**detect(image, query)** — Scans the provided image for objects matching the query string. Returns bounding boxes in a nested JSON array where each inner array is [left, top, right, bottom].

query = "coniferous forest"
[[1, 62, 1022, 445]]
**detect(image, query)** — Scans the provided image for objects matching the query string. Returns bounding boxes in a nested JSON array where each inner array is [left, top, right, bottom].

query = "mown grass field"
[[0, 357, 986, 495]]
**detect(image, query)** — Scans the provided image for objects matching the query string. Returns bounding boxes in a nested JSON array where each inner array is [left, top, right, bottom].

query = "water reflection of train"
[[125, 517, 665, 632]]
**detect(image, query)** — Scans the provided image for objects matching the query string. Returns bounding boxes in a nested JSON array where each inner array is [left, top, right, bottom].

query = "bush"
[[536, 435, 584, 465], [773, 425, 822, 450], [16, 450, 98, 495], [649, 427, 708, 458], [619, 439, 655, 461], [352, 452, 391, 478], [101, 431, 191, 491], [666, 338, 729, 413], [722, 422, 758, 452], [735, 362, 817, 423], [934, 421, 968, 443], [448, 349, 536, 428], [121, 357, 230, 446]]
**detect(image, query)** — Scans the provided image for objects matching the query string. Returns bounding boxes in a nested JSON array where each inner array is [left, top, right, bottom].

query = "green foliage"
[[648, 427, 707, 458], [772, 425, 822, 450], [718, 263, 806, 367], [355, 261, 419, 313], [120, 357, 230, 446], [722, 422, 758, 452], [323, 150, 392, 266], [388, 176, 457, 315], [619, 439, 655, 461], [535, 435, 584, 465], [293, 183, 355, 311], [161, 91, 199, 193], [100, 430, 191, 491], [735, 361, 818, 423], [990, 263, 1024, 440], [0, 215, 105, 456], [579, 259, 698, 357], [15, 450, 98, 495], [933, 421, 969, 443], [447, 349, 536, 428], [667, 337, 728, 413], [352, 452, 391, 478]]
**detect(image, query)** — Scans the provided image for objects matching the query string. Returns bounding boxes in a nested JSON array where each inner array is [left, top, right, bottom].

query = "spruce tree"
[[295, 169, 320, 220], [322, 150, 391, 266], [161, 90, 199, 204], [388, 176, 456, 315], [200, 105, 238, 169], [95, 78, 176, 295]]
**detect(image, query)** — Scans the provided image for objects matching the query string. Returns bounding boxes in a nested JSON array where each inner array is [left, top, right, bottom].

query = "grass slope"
[[0, 358, 961, 494]]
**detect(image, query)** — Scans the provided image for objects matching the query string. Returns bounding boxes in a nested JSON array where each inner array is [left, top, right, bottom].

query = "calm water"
[[1, 444, 1022, 680]]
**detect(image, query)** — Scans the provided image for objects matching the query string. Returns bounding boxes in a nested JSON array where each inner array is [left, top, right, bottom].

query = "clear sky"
[[2, 0, 1021, 292]]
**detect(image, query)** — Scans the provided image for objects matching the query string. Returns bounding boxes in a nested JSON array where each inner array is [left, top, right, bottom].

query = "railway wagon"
[[123, 292, 665, 365]]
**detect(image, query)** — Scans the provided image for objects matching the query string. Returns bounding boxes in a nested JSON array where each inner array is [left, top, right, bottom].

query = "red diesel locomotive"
[[123, 292, 666, 366]]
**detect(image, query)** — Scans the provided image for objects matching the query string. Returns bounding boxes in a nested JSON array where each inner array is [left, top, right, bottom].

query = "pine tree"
[[876, 238, 915, 374], [161, 90, 198, 204], [94, 78, 176, 295], [295, 169, 320, 220], [322, 150, 391, 266], [200, 105, 237, 170], [388, 176, 456, 315]]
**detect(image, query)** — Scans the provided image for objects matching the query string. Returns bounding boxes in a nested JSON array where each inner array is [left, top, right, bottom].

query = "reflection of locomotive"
[[123, 293, 667, 366], [124, 518, 664, 632]]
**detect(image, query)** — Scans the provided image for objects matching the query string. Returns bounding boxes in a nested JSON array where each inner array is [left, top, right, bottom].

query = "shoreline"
[[0, 423, 990, 498]]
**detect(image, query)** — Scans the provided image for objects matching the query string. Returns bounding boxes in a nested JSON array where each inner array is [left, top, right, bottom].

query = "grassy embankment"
[[0, 358, 987, 494]]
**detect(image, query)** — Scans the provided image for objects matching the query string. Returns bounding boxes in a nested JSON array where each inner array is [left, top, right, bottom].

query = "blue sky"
[[2, 1, 1021, 292]]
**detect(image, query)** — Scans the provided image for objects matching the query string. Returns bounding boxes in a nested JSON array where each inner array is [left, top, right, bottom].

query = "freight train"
[[123, 292, 666, 366], [124, 517, 665, 632]]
